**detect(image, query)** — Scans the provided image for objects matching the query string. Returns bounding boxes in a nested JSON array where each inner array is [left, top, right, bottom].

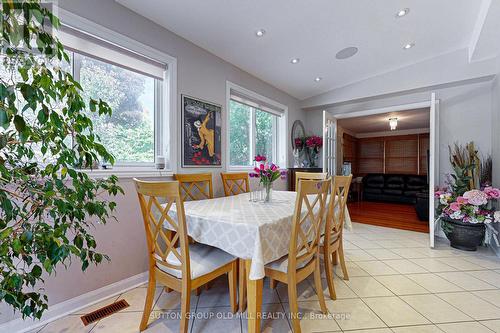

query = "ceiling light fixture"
[[403, 42, 415, 50], [314, 77, 322, 82], [389, 118, 398, 131], [255, 29, 266, 37], [290, 58, 300, 64], [396, 8, 410, 18]]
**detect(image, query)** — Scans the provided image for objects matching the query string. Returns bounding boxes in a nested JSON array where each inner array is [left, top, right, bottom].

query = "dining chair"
[[264, 178, 330, 333], [134, 179, 238, 333], [220, 172, 250, 196], [174, 172, 214, 294], [174, 173, 213, 201], [320, 175, 352, 300], [294, 171, 327, 191]]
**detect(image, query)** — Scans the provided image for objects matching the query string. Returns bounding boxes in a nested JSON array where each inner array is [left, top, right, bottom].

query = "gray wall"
[[493, 75, 500, 188], [305, 79, 494, 186], [1, 0, 305, 325]]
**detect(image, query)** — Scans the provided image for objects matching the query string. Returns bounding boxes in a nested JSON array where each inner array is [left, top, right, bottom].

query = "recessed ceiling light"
[[335, 47, 358, 60], [396, 8, 410, 18], [403, 42, 415, 50], [290, 58, 300, 64], [314, 77, 322, 82], [255, 29, 266, 37]]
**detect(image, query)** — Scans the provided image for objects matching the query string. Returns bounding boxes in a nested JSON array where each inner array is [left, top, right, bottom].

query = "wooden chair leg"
[[338, 241, 349, 280], [287, 279, 301, 333], [332, 251, 338, 265], [139, 272, 156, 331], [269, 278, 277, 289], [314, 257, 328, 314], [238, 259, 247, 312], [228, 261, 238, 313], [323, 249, 337, 300], [180, 281, 191, 333]]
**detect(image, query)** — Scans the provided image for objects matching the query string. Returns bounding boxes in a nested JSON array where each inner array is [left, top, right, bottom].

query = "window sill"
[[79, 167, 174, 179]]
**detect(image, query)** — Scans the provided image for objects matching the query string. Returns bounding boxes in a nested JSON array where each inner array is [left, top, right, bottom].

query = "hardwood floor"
[[348, 201, 429, 233]]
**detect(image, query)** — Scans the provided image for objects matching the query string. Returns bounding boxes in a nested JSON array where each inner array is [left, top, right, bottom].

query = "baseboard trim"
[[1, 271, 148, 333]]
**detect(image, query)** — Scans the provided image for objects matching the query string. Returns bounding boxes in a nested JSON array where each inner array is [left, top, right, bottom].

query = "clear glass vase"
[[263, 182, 273, 203]]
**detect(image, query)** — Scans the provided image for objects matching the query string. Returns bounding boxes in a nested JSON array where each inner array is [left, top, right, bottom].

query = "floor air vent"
[[80, 299, 129, 326]]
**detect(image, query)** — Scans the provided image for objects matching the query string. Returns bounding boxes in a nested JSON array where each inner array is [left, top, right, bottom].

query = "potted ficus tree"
[[1, 0, 122, 320], [436, 143, 500, 251]]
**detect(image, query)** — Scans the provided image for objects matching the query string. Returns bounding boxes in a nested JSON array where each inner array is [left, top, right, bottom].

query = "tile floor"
[[29, 223, 500, 333]]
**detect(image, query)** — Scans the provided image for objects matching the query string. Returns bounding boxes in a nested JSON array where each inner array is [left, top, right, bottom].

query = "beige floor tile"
[[437, 292, 500, 320], [320, 278, 358, 300], [349, 239, 384, 249], [467, 270, 500, 285], [276, 279, 319, 302], [153, 289, 199, 311], [344, 276, 394, 297], [196, 277, 237, 308], [192, 307, 241, 333], [343, 240, 360, 250], [93, 310, 185, 332], [71, 295, 121, 315], [438, 321, 493, 333], [384, 259, 429, 274], [481, 319, 500, 333], [391, 248, 429, 259], [38, 315, 94, 333], [463, 256, 500, 269], [284, 300, 342, 332], [345, 249, 377, 261], [391, 325, 443, 333], [474, 290, 500, 308], [406, 273, 463, 293], [400, 294, 472, 323], [363, 296, 430, 327], [118, 286, 164, 312], [355, 260, 400, 276], [346, 329, 392, 333], [438, 257, 486, 271], [327, 298, 386, 331], [365, 248, 403, 260], [436, 271, 496, 291], [409, 258, 457, 273], [374, 275, 430, 296], [333, 261, 370, 278]]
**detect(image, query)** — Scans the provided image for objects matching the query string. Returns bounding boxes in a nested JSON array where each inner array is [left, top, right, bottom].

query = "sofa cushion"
[[383, 188, 403, 195], [406, 176, 427, 190], [364, 175, 385, 188], [364, 187, 382, 194], [386, 176, 405, 189]]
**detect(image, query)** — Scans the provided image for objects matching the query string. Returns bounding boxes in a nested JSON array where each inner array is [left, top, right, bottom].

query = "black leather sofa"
[[362, 173, 428, 204]]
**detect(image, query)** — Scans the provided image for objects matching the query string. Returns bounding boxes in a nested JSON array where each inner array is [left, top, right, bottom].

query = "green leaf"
[[74, 234, 84, 249], [13, 115, 26, 132], [0, 109, 8, 125]]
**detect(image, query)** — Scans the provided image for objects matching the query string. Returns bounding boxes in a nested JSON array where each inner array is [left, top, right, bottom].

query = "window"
[[55, 23, 174, 171], [227, 83, 287, 169]]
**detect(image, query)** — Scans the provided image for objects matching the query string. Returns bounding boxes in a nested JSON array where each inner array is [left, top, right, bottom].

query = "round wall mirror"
[[291, 120, 306, 150]]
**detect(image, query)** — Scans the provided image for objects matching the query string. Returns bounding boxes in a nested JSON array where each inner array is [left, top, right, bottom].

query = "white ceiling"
[[338, 108, 430, 134], [116, 0, 492, 100]]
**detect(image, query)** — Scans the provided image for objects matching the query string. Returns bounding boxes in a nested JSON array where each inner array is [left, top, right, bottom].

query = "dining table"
[[164, 190, 352, 333]]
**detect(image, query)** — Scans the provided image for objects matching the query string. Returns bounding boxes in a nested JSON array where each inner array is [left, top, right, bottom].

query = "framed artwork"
[[181, 95, 222, 167]]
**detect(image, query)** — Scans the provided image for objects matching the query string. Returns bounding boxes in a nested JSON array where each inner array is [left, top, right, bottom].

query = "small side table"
[[350, 181, 363, 202]]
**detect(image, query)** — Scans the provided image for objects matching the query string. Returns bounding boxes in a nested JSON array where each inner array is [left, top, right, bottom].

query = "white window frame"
[[57, 9, 178, 178], [226, 81, 288, 171]]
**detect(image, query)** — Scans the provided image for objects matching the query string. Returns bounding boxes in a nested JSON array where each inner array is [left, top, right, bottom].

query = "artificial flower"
[[463, 190, 489, 206]]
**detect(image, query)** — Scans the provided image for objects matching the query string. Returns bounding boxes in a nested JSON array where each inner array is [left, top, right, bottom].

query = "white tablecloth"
[[163, 191, 352, 280]]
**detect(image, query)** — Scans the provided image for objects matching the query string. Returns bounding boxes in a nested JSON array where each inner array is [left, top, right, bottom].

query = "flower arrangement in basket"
[[435, 142, 499, 251], [249, 155, 287, 202]]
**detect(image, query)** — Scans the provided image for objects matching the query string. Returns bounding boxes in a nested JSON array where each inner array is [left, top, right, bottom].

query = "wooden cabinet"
[[287, 167, 323, 191]]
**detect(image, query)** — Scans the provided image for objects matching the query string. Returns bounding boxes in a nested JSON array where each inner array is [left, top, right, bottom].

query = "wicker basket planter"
[[442, 217, 485, 251]]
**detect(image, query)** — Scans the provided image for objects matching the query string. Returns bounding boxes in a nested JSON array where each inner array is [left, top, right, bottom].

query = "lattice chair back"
[[295, 171, 327, 191], [325, 175, 352, 245], [289, 178, 331, 271], [174, 173, 214, 201], [220, 172, 250, 196], [134, 179, 190, 279]]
